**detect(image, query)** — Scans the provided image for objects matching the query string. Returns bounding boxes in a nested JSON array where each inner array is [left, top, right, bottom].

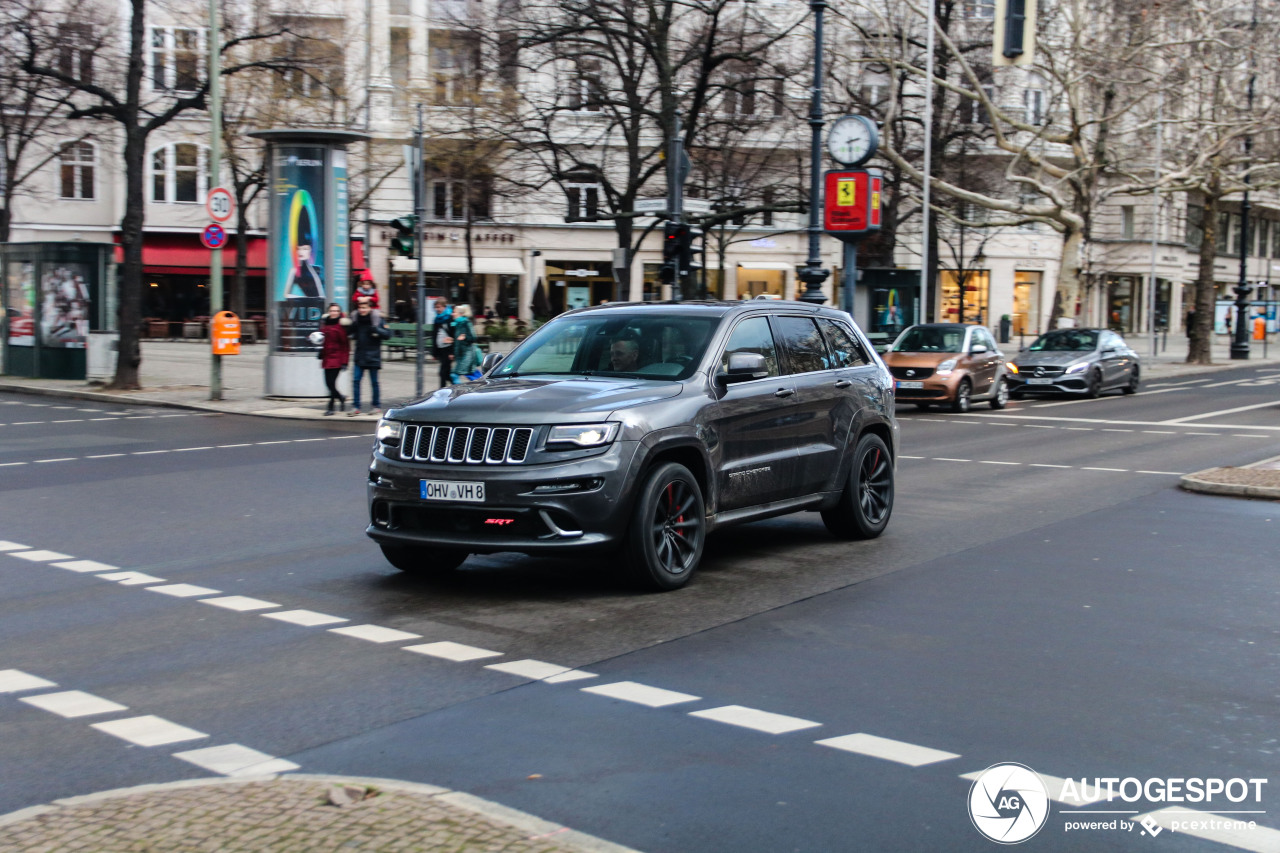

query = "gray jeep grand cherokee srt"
[[367, 301, 897, 590]]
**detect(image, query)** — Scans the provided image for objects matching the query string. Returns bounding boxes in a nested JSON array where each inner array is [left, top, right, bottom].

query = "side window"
[[817, 318, 868, 368], [772, 316, 830, 374], [720, 316, 780, 378], [975, 328, 997, 351]]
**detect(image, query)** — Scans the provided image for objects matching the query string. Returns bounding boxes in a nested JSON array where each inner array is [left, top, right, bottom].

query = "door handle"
[[775, 388, 795, 398], [834, 379, 852, 388]]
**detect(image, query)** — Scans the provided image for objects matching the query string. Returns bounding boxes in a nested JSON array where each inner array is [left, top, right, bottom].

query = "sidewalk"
[[1, 333, 1278, 422], [1181, 453, 1280, 500], [0, 774, 638, 853]]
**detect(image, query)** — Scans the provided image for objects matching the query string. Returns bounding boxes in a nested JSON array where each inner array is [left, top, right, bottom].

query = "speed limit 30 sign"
[[206, 187, 235, 223]]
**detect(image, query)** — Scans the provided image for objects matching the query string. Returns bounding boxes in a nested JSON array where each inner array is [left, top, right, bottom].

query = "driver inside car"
[[609, 337, 641, 372]]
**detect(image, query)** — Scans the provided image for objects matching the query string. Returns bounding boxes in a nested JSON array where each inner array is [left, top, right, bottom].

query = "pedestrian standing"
[[350, 299, 391, 416], [319, 303, 350, 415], [451, 304, 479, 383], [433, 298, 454, 387]]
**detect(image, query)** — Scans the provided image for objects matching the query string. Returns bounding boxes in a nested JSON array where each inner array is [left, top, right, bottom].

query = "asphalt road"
[[1, 364, 1278, 852]]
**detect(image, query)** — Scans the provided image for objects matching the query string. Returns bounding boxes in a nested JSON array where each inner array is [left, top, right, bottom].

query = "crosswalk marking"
[[690, 705, 822, 734], [581, 681, 700, 708], [403, 641, 502, 662], [173, 744, 300, 777], [92, 715, 207, 747], [817, 733, 959, 767], [20, 690, 128, 719]]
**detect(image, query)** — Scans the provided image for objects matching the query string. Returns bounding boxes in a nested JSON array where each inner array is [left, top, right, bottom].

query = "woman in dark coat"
[[350, 299, 391, 415], [319, 303, 351, 415]]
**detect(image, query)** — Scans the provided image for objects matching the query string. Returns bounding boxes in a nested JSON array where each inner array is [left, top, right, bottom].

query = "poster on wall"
[[273, 146, 327, 352], [6, 261, 36, 346], [38, 263, 91, 349]]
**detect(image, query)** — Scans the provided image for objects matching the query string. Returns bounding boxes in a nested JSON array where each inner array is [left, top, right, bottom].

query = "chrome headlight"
[[936, 358, 958, 376], [376, 418, 404, 444], [546, 423, 620, 449], [1064, 362, 1088, 374]]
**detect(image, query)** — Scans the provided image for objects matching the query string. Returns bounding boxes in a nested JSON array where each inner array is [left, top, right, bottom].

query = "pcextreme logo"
[[968, 763, 1050, 844]]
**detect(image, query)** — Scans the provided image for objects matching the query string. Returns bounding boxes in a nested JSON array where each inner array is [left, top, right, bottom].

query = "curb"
[[0, 773, 643, 853], [1179, 454, 1280, 500]]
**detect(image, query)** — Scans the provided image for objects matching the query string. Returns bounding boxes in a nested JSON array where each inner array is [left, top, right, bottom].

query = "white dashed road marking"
[[403, 641, 503, 662], [97, 571, 166, 585], [145, 583, 221, 598], [0, 670, 57, 693], [817, 733, 959, 767], [200, 596, 280, 612], [173, 744, 300, 777], [11, 550, 73, 562], [485, 659, 577, 681], [0, 541, 29, 552], [20, 690, 128, 719], [543, 669, 598, 684], [581, 681, 700, 708], [91, 715, 207, 747], [690, 705, 822, 735], [328, 624, 421, 643], [52, 560, 119, 574], [262, 609, 348, 627]]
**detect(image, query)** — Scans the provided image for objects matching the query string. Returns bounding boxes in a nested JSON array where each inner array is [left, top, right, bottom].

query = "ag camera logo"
[[969, 763, 1050, 844]]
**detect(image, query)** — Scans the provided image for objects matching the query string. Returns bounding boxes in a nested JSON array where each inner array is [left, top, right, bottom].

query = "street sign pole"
[[208, 0, 223, 400], [414, 105, 427, 397]]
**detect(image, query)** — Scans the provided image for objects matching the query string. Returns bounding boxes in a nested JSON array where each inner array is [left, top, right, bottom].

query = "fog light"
[[372, 500, 391, 528], [529, 478, 603, 494]]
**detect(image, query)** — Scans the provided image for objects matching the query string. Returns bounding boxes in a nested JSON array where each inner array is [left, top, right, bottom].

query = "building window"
[[275, 20, 345, 99], [565, 181, 600, 221], [430, 178, 491, 221], [150, 27, 204, 92], [568, 59, 604, 112], [722, 62, 758, 117], [1024, 88, 1044, 125], [431, 33, 479, 106], [150, 143, 206, 204], [390, 27, 410, 109], [60, 142, 96, 200], [1121, 205, 1135, 240], [1019, 193, 1040, 231], [964, 0, 995, 19], [969, 85, 995, 125], [58, 24, 94, 84], [1184, 203, 1203, 248]]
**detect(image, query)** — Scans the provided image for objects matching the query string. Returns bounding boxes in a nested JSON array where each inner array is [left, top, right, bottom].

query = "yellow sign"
[[837, 178, 856, 207], [871, 191, 881, 211]]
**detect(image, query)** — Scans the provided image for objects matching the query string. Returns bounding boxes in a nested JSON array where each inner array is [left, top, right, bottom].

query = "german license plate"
[[896, 380, 924, 389], [1027, 377, 1055, 385], [420, 480, 486, 502]]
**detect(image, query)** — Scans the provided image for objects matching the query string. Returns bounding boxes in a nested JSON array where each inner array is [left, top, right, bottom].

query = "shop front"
[[389, 255, 526, 319], [1012, 271, 1043, 337], [545, 260, 613, 313], [939, 269, 990, 325], [735, 262, 790, 300]]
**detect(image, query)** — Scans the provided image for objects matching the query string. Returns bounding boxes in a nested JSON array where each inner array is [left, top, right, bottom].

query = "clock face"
[[828, 115, 878, 166]]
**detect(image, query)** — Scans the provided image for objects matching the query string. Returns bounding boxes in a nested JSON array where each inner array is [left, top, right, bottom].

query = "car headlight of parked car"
[[1064, 362, 1088, 374], [376, 418, 403, 445], [935, 359, 958, 376], [546, 423, 620, 449]]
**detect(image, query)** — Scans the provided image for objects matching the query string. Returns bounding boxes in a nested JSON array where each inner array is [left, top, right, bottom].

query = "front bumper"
[[1007, 372, 1089, 394], [892, 373, 964, 402], [366, 439, 641, 556]]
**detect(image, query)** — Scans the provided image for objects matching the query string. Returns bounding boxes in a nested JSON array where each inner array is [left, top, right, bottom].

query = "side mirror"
[[970, 343, 989, 354], [480, 352, 505, 373], [1101, 347, 1117, 356], [717, 352, 768, 384]]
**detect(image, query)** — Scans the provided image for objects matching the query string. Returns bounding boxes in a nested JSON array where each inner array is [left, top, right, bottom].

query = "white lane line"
[[293, 438, 327, 443], [97, 571, 166, 586], [1082, 467, 1129, 472], [52, 560, 119, 574], [817, 733, 959, 767], [1233, 434, 1268, 438], [403, 641, 503, 662], [262, 609, 348, 627], [20, 690, 128, 719], [1142, 430, 1176, 434], [1029, 464, 1072, 468], [51, 419, 84, 424], [978, 461, 1021, 466], [690, 705, 822, 735], [34, 458, 76, 464], [200, 595, 280, 612], [899, 455, 925, 459], [216, 444, 252, 448], [1136, 470, 1185, 476], [145, 583, 221, 598], [11, 550, 73, 562], [172, 446, 213, 452], [933, 457, 971, 462], [10, 421, 42, 425], [1020, 424, 1054, 429], [86, 453, 125, 459], [959, 770, 1115, 806], [172, 744, 300, 777], [0, 541, 30, 551], [1186, 432, 1218, 436], [1145, 378, 1213, 389], [0, 462, 28, 467], [1063, 427, 1093, 431], [50, 406, 75, 410], [92, 715, 207, 747], [328, 624, 421, 643], [580, 681, 700, 708], [1136, 807, 1280, 852], [1163, 400, 1279, 424], [0, 670, 57, 693], [1102, 428, 1133, 433], [255, 441, 289, 445], [131, 450, 170, 456], [485, 660, 575, 680], [78, 409, 102, 413]]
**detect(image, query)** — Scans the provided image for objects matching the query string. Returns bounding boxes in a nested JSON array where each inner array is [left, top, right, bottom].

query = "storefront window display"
[[939, 270, 990, 324]]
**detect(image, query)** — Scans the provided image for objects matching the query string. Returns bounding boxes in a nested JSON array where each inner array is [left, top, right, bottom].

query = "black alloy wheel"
[[1085, 369, 1103, 398], [627, 462, 706, 590], [381, 544, 468, 575], [822, 433, 894, 540], [1122, 365, 1140, 394], [951, 378, 973, 413], [990, 377, 1009, 409]]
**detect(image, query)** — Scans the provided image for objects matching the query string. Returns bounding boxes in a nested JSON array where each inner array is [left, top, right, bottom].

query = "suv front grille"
[[399, 425, 535, 465]]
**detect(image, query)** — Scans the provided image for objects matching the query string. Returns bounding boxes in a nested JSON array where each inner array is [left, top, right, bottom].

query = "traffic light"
[[659, 261, 677, 285], [679, 225, 703, 280], [663, 222, 689, 262], [390, 215, 417, 256]]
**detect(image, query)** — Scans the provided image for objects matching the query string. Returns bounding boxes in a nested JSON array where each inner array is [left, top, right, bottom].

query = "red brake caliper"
[[667, 483, 684, 537]]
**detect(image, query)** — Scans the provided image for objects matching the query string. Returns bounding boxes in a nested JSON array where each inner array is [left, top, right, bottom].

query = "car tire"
[[951, 378, 973, 413], [1122, 366, 1140, 395], [822, 433, 894, 540], [989, 377, 1009, 409], [380, 544, 467, 575], [1085, 369, 1102, 398], [626, 462, 706, 591]]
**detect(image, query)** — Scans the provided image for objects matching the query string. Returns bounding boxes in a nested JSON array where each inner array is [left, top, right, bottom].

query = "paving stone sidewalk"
[[0, 775, 638, 853]]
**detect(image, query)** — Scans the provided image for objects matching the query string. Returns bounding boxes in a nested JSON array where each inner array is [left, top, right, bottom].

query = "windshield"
[[491, 313, 719, 381], [892, 326, 965, 353], [1029, 330, 1099, 352]]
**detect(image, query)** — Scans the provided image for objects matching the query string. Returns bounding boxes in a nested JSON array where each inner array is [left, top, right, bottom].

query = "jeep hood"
[[390, 376, 683, 422]]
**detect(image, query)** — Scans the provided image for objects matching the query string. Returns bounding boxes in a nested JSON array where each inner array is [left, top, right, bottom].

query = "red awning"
[[113, 234, 366, 276]]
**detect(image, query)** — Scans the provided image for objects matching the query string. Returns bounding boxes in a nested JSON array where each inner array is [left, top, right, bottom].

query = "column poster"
[[332, 148, 349, 311], [273, 146, 327, 352]]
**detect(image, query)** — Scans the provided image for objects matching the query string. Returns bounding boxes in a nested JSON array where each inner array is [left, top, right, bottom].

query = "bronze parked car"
[[883, 323, 1009, 412]]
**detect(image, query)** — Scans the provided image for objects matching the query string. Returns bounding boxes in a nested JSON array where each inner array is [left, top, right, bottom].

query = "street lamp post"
[[1231, 0, 1257, 360], [798, 0, 830, 304]]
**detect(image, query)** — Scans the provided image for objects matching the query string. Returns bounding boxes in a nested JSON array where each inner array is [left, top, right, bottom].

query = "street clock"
[[827, 115, 879, 167]]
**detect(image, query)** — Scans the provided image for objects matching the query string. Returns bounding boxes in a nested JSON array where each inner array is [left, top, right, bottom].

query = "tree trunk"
[[1188, 189, 1219, 364], [231, 203, 249, 319], [615, 215, 634, 303], [1047, 228, 1084, 330], [112, 124, 145, 390]]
